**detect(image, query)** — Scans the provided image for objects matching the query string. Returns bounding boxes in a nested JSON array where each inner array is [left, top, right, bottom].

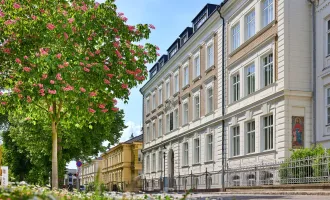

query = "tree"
[[0, 0, 158, 188]]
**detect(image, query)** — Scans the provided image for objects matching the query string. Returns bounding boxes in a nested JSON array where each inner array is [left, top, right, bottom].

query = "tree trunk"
[[51, 120, 58, 189]]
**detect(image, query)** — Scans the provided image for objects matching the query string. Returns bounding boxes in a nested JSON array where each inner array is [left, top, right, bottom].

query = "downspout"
[[308, 0, 316, 146], [217, 2, 226, 192]]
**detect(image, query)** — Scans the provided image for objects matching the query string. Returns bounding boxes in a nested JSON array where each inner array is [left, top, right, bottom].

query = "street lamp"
[[163, 145, 166, 193]]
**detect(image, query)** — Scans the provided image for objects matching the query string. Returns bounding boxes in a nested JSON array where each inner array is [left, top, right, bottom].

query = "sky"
[[68, 0, 221, 169]]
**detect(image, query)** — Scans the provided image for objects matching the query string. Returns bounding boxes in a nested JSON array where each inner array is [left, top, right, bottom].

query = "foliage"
[[279, 145, 330, 182], [0, 0, 158, 187]]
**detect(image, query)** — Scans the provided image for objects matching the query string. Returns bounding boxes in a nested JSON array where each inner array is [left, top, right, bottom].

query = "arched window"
[[233, 175, 240, 186]]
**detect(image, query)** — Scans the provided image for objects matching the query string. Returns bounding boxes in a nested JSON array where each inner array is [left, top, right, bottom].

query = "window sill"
[[173, 92, 180, 97], [228, 150, 276, 160], [205, 111, 215, 117], [204, 161, 215, 164], [192, 163, 201, 166], [205, 65, 215, 74], [165, 99, 171, 103], [151, 109, 156, 113], [151, 171, 156, 174], [182, 165, 190, 168], [192, 75, 202, 83], [182, 84, 190, 91], [157, 170, 162, 173], [158, 104, 163, 108], [146, 113, 150, 117], [192, 117, 201, 123], [182, 123, 189, 128]]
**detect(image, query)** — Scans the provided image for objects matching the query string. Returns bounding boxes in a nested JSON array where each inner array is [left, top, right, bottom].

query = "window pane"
[[328, 20, 330, 31], [328, 107, 330, 124], [328, 32, 330, 55], [232, 23, 240, 50], [246, 10, 255, 39]]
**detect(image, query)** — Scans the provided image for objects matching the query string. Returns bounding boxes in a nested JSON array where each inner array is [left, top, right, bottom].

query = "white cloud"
[[120, 121, 142, 142]]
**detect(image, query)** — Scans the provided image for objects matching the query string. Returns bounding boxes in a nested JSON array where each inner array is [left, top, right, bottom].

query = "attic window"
[[159, 60, 164, 68], [169, 47, 178, 58], [195, 13, 207, 30], [151, 69, 157, 77], [182, 34, 188, 44]]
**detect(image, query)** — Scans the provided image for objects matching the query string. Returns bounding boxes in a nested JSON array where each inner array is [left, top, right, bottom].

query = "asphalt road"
[[184, 195, 330, 200]]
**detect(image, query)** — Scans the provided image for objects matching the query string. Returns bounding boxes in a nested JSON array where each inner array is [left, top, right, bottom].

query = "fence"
[[142, 154, 330, 192]]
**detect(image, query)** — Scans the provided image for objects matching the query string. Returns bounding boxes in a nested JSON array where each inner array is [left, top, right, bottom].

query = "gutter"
[[308, 0, 316, 146], [217, 0, 228, 192]]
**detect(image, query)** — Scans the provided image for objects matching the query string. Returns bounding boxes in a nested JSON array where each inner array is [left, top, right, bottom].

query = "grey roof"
[[123, 134, 143, 144]]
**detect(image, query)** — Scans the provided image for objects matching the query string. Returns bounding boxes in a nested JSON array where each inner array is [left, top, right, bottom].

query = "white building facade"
[[315, 0, 330, 148], [81, 158, 103, 186]]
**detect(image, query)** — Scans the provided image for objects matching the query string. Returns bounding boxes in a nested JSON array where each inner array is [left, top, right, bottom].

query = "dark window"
[[170, 112, 173, 131]]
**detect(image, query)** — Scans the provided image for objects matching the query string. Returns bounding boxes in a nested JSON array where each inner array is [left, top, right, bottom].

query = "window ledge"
[[173, 91, 180, 97], [192, 163, 201, 166], [192, 75, 202, 83], [205, 65, 215, 74], [192, 117, 201, 123], [204, 161, 215, 164], [182, 123, 189, 128], [146, 113, 150, 117], [182, 84, 190, 91], [151, 171, 156, 174], [165, 99, 171, 103], [151, 108, 156, 113], [157, 170, 162, 173], [182, 165, 190, 168], [228, 150, 276, 160], [157, 104, 163, 108], [205, 111, 215, 117]]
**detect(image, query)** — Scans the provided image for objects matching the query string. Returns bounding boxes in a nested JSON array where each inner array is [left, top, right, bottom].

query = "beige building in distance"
[[81, 157, 103, 186]]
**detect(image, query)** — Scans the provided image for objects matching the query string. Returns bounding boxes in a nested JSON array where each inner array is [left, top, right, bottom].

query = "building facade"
[[140, 4, 223, 189], [101, 135, 143, 191], [141, 0, 318, 190], [316, 0, 330, 148], [81, 158, 103, 186]]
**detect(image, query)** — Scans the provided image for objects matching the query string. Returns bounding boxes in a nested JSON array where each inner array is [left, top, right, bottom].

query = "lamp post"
[[163, 145, 166, 193]]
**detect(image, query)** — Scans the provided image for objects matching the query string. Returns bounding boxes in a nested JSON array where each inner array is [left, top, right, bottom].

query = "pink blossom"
[[157, 52, 160, 56], [88, 108, 96, 113], [38, 84, 44, 88], [31, 15, 37, 20], [64, 32, 69, 40], [127, 25, 135, 32], [149, 24, 156, 29], [58, 64, 64, 69], [1, 102, 7, 105], [68, 18, 75, 23], [115, 50, 122, 59], [112, 107, 119, 112], [63, 84, 74, 91], [113, 42, 119, 48], [23, 67, 31, 72], [118, 12, 124, 17], [50, 80, 55, 84], [94, 2, 100, 9], [41, 74, 48, 80], [56, 73, 62, 81], [47, 23, 56, 31], [39, 48, 48, 56], [24, 55, 28, 59], [3, 48, 10, 54], [138, 45, 144, 49], [80, 87, 86, 93], [0, 10, 5, 18], [49, 106, 53, 112], [81, 4, 88, 12], [64, 62, 69, 67], [103, 65, 110, 71], [113, 99, 117, 105], [83, 67, 90, 72], [27, 96, 32, 103], [113, 28, 118, 33], [62, 10, 67, 16], [85, 57, 89, 61], [101, 109, 108, 113], [107, 74, 114, 79], [35, 53, 40, 57], [130, 49, 135, 54], [121, 83, 128, 89], [18, 94, 23, 99], [0, 92, 2, 96], [13, 3, 21, 9], [104, 79, 110, 85], [86, 64, 92, 68], [48, 89, 57, 94], [80, 62, 85, 66], [95, 50, 101, 55], [121, 16, 128, 22], [88, 37, 92, 41], [15, 58, 21, 64], [156, 46, 160, 50], [56, 53, 62, 59], [99, 104, 106, 109], [4, 19, 16, 25], [135, 68, 142, 74], [89, 91, 97, 97]]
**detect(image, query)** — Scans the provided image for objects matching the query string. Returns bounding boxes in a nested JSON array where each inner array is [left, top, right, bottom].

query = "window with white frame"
[[174, 108, 179, 129], [264, 115, 274, 150], [246, 64, 255, 95], [231, 23, 240, 51], [152, 92, 156, 110], [146, 98, 150, 113], [166, 112, 174, 133], [146, 125, 150, 142], [263, 53, 273, 87], [233, 73, 240, 102], [166, 80, 170, 99], [327, 88, 330, 125], [146, 155, 150, 173], [152, 122, 156, 140], [207, 42, 214, 69], [207, 86, 214, 113], [158, 151, 162, 171], [247, 121, 255, 153], [195, 13, 207, 30], [183, 101, 189, 125], [174, 73, 179, 94], [194, 138, 200, 164], [327, 20, 330, 55], [246, 10, 255, 40], [206, 134, 213, 161], [233, 126, 240, 156], [182, 34, 188, 44], [158, 117, 162, 136], [158, 87, 163, 105], [263, 0, 273, 27], [194, 55, 200, 78], [169, 47, 177, 58], [183, 65, 189, 86], [183, 142, 189, 166], [194, 94, 200, 120], [152, 153, 156, 172]]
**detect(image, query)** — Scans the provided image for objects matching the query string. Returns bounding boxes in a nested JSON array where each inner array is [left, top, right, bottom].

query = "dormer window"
[[151, 69, 157, 78], [182, 34, 188, 44], [159, 60, 164, 68], [169, 47, 178, 58], [194, 13, 207, 30]]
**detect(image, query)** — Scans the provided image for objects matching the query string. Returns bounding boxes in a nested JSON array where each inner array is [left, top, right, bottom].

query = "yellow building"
[[101, 134, 143, 191]]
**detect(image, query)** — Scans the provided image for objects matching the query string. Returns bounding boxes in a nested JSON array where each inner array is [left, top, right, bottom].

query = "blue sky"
[[68, 0, 221, 169]]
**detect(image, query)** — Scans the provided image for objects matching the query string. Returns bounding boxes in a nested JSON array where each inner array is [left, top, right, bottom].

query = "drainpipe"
[[217, 1, 226, 192], [308, 0, 316, 146]]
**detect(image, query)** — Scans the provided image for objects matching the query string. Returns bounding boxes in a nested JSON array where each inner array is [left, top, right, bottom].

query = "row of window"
[[145, 134, 213, 173], [231, 0, 274, 51], [103, 153, 122, 168], [145, 86, 214, 142], [232, 53, 273, 102], [146, 41, 215, 114], [232, 115, 273, 157]]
